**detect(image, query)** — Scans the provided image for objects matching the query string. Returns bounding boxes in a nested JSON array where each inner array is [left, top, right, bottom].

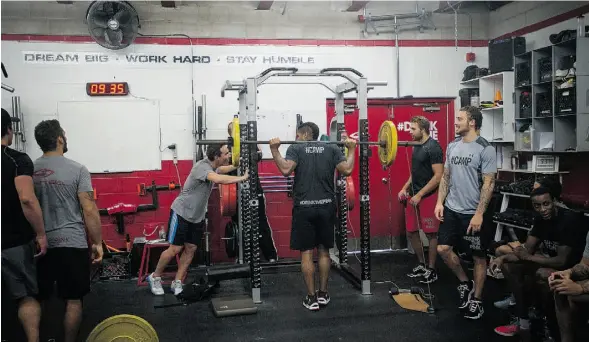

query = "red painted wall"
[[326, 98, 455, 239]]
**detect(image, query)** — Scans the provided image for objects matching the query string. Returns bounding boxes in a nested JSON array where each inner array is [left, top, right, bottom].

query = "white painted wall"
[[0, 0, 489, 40], [1, 40, 487, 171]]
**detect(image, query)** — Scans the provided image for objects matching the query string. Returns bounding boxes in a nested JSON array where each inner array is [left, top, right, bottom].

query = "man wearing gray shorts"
[[2, 109, 47, 342], [32, 119, 103, 342]]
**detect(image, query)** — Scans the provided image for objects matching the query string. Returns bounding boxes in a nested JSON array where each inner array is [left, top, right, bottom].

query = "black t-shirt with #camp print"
[[285, 142, 346, 207], [529, 208, 585, 265], [409, 137, 444, 198]]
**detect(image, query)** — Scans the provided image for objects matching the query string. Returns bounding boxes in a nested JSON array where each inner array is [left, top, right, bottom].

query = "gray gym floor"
[[2, 252, 531, 341]]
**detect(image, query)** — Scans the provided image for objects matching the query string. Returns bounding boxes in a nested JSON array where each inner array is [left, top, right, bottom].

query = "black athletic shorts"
[[290, 203, 336, 251], [167, 209, 204, 246], [438, 206, 489, 258], [1, 241, 38, 300], [37, 247, 90, 300]]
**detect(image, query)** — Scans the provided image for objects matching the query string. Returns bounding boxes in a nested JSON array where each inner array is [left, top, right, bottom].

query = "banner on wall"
[[22, 51, 317, 66]]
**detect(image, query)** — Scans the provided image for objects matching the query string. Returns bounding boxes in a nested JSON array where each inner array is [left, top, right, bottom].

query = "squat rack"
[[221, 67, 387, 302]]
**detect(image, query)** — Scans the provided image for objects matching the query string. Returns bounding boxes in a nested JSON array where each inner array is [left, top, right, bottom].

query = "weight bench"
[[206, 264, 258, 318]]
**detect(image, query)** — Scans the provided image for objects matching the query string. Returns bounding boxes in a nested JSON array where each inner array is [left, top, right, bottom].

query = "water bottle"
[[158, 226, 166, 240]]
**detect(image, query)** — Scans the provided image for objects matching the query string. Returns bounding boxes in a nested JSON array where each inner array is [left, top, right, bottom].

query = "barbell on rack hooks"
[[196, 117, 419, 167]]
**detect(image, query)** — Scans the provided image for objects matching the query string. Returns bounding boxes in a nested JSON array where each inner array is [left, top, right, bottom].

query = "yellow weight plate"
[[378, 120, 398, 167], [86, 314, 159, 342], [232, 116, 240, 167]]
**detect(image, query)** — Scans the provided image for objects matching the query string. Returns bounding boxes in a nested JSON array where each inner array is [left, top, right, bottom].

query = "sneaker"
[[555, 69, 569, 78], [302, 294, 320, 311], [171, 280, 183, 296], [316, 290, 330, 306], [494, 294, 516, 309], [457, 280, 474, 309], [565, 68, 576, 79], [407, 264, 427, 278], [495, 321, 520, 336], [147, 273, 164, 296], [464, 299, 484, 320], [419, 268, 438, 284]]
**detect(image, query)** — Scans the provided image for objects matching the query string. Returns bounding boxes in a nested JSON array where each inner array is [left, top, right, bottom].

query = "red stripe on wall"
[[494, 3, 589, 40], [0, 34, 487, 47]]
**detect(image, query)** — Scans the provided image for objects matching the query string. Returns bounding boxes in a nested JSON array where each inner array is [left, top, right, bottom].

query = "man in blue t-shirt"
[[434, 106, 497, 320], [270, 122, 356, 311]]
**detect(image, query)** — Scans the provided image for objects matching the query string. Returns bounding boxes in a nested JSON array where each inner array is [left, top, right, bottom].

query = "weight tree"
[[220, 67, 387, 301]]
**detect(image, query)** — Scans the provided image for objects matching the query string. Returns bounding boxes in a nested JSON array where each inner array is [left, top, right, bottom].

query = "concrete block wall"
[[490, 1, 588, 40], [1, 0, 488, 40]]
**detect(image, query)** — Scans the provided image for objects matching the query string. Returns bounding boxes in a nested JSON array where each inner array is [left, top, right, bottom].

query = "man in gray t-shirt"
[[434, 106, 497, 320], [148, 143, 249, 296], [32, 119, 103, 342]]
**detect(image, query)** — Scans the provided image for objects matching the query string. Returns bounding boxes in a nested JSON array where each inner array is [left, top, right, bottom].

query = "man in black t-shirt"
[[227, 121, 278, 262], [398, 116, 444, 284], [1, 109, 47, 342], [270, 122, 356, 311], [490, 186, 585, 338]]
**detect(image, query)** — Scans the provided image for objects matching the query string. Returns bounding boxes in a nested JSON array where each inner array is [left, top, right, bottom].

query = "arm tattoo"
[[476, 173, 495, 215], [83, 191, 96, 203], [571, 263, 589, 281], [437, 168, 450, 202], [579, 279, 589, 294]]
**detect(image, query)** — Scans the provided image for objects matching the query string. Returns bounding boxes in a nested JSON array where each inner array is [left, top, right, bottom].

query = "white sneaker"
[[555, 69, 568, 78], [565, 68, 575, 79], [147, 273, 164, 295], [171, 280, 183, 296]]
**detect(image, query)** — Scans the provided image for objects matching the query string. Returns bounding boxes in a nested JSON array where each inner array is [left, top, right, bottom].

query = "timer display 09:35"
[[86, 82, 129, 96]]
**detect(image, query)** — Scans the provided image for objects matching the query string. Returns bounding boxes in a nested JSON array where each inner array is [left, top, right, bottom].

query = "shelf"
[[500, 192, 530, 198], [493, 220, 532, 231], [497, 169, 569, 174], [481, 107, 503, 112], [459, 71, 507, 86]]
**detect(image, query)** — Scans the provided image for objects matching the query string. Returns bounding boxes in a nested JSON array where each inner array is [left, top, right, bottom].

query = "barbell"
[[196, 117, 418, 167]]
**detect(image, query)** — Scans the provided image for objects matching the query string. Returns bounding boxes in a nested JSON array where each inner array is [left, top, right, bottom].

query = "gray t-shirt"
[[33, 155, 93, 249], [583, 234, 589, 259], [444, 136, 497, 214], [171, 159, 215, 223]]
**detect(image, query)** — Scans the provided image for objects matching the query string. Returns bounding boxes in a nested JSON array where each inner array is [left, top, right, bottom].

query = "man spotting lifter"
[[399, 116, 444, 284], [2, 109, 47, 342], [32, 119, 103, 342], [270, 122, 357, 311], [434, 106, 497, 320], [148, 144, 248, 296]]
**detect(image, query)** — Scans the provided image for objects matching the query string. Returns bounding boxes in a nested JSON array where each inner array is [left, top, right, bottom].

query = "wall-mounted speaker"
[[489, 36, 526, 74]]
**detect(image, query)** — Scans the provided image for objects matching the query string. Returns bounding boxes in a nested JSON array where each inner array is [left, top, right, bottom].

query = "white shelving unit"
[[460, 71, 515, 143]]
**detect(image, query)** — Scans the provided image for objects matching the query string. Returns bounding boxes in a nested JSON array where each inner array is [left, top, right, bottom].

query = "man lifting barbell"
[[269, 121, 357, 311], [147, 144, 249, 296], [227, 121, 278, 262]]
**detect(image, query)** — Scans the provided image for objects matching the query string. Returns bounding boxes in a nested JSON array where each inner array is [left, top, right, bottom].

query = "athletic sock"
[[519, 318, 530, 330]]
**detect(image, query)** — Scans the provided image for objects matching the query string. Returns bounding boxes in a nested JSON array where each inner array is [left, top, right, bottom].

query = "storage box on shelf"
[[514, 36, 589, 152], [459, 71, 515, 143]]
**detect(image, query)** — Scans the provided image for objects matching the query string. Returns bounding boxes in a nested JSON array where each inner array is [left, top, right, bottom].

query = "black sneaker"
[[316, 290, 330, 306], [464, 299, 484, 320], [457, 280, 474, 309], [419, 268, 438, 284], [302, 294, 319, 311], [407, 264, 427, 278]]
